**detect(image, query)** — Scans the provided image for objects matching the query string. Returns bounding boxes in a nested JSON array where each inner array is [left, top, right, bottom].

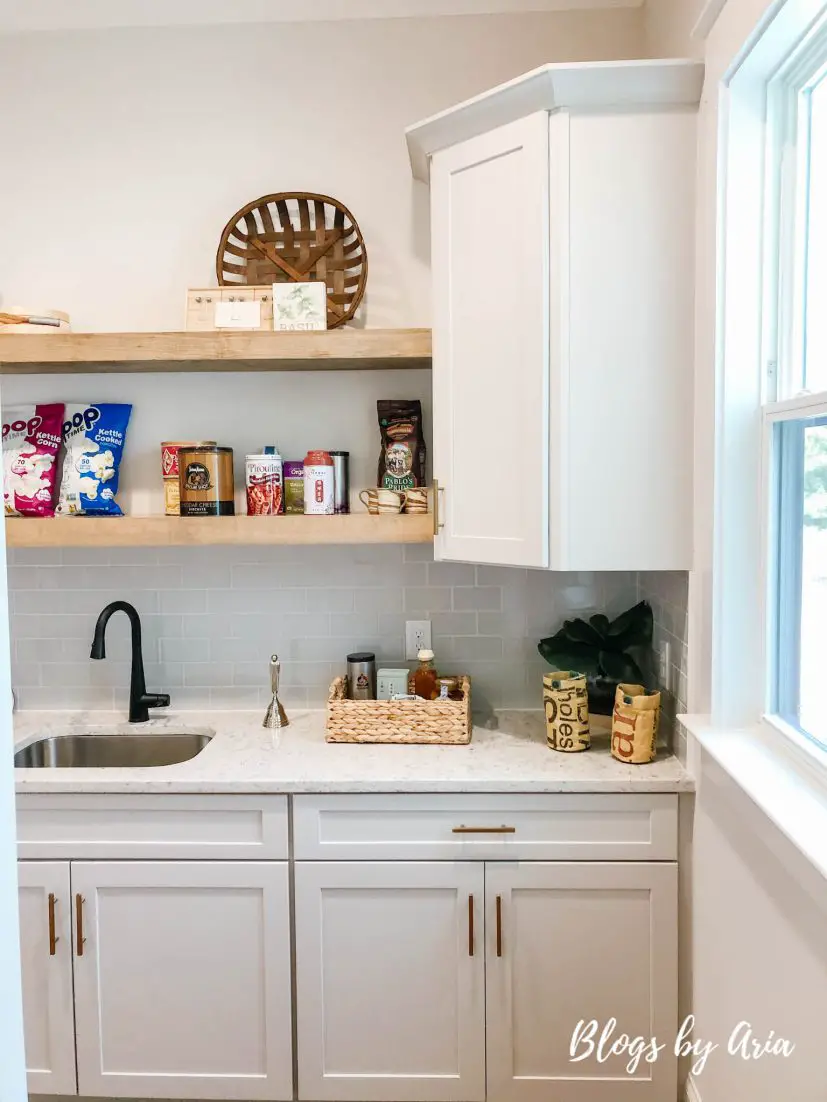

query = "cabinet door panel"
[[295, 861, 485, 1101], [72, 860, 292, 1100], [18, 860, 76, 1095], [431, 112, 549, 567], [486, 862, 677, 1102]]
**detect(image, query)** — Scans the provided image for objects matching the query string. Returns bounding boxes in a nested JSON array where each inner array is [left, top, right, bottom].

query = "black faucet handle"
[[142, 693, 171, 710]]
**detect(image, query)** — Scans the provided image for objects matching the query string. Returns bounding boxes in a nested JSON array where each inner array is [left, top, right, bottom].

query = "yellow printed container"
[[543, 671, 590, 753], [610, 683, 661, 764]]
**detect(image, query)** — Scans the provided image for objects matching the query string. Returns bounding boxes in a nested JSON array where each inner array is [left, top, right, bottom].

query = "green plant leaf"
[[559, 617, 604, 647], [537, 639, 601, 676], [589, 613, 610, 638], [606, 601, 653, 649], [599, 648, 644, 683]]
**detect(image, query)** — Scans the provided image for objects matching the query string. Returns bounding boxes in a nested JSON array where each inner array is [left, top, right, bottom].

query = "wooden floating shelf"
[[5, 513, 434, 549], [0, 328, 432, 374]]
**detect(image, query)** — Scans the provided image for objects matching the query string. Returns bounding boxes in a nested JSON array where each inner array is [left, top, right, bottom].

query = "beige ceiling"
[[0, 0, 640, 33]]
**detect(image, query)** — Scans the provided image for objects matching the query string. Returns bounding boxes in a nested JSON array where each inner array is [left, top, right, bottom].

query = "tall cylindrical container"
[[610, 684, 661, 764], [246, 448, 283, 515], [543, 671, 590, 752], [303, 451, 334, 515], [347, 651, 376, 700], [329, 451, 350, 514], [178, 445, 235, 516]]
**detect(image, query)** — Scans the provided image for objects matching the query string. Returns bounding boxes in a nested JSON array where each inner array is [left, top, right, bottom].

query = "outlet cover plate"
[[405, 620, 432, 661]]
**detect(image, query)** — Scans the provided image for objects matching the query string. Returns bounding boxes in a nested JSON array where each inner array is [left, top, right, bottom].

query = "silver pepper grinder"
[[263, 654, 289, 730]]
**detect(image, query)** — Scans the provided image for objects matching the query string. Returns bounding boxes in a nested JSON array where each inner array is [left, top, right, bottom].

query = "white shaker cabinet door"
[[295, 861, 486, 1102], [17, 860, 77, 1095], [486, 862, 678, 1102], [71, 860, 293, 1100], [430, 111, 550, 567]]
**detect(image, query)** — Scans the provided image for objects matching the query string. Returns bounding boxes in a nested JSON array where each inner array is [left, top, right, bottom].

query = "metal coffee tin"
[[162, 441, 216, 516], [329, 451, 350, 514], [347, 651, 376, 700], [179, 445, 234, 517]]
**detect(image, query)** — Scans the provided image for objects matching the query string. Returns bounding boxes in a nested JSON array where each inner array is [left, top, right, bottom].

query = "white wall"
[[643, 0, 702, 54], [0, 11, 648, 714], [676, 0, 827, 1096], [0, 11, 644, 331], [0, 393, 27, 1100], [690, 746, 827, 1099]]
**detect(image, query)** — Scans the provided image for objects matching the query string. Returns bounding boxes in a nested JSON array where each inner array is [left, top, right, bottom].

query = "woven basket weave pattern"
[[326, 675, 472, 744], [216, 192, 367, 330]]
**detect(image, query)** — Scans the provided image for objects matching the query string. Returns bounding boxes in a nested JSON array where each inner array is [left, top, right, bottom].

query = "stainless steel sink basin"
[[14, 732, 212, 769]]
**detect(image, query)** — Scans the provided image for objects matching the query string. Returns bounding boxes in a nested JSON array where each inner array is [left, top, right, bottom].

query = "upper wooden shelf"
[[5, 513, 434, 548], [0, 328, 432, 374]]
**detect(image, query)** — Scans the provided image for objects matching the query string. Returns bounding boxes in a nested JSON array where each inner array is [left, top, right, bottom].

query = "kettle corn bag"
[[2, 403, 64, 516]]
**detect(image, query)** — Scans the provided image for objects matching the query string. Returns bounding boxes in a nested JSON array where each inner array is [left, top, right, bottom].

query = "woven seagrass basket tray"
[[326, 675, 471, 745]]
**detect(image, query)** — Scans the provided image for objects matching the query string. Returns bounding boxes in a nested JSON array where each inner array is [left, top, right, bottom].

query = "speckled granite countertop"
[[12, 709, 693, 794]]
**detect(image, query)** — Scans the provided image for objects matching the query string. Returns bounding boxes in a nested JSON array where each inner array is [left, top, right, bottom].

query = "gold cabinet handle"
[[452, 825, 516, 834], [468, 894, 475, 957], [433, 479, 445, 536], [75, 894, 86, 957], [47, 893, 58, 956], [496, 894, 503, 957]]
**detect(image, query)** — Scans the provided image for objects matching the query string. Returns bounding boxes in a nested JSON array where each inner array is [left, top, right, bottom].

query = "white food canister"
[[303, 450, 335, 515]]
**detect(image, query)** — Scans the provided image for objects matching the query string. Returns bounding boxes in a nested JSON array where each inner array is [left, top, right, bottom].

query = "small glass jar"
[[413, 649, 438, 701]]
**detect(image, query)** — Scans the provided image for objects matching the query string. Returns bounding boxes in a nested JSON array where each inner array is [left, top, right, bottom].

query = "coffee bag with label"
[[377, 399, 426, 492]]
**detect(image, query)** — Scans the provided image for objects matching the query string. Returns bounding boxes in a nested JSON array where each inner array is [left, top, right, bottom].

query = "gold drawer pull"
[[75, 894, 86, 957], [452, 825, 516, 834], [48, 893, 58, 956], [433, 479, 445, 536]]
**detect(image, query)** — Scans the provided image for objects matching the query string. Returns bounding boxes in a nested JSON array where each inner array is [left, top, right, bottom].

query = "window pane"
[[805, 77, 827, 392], [774, 417, 827, 745]]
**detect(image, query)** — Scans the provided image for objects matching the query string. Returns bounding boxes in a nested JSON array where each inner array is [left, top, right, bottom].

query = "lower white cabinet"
[[485, 862, 678, 1102], [17, 793, 679, 1102], [295, 861, 486, 1102], [17, 858, 293, 1100], [294, 859, 677, 1102], [72, 861, 293, 1100], [18, 861, 77, 1095]]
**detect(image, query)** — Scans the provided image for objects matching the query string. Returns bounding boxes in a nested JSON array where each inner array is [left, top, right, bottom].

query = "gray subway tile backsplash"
[[6, 546, 685, 715]]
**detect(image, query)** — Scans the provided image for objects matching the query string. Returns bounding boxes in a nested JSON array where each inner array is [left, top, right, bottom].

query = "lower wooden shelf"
[[5, 513, 434, 548]]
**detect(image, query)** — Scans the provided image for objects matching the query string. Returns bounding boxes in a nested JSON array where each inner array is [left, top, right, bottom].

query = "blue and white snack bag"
[[57, 403, 132, 515]]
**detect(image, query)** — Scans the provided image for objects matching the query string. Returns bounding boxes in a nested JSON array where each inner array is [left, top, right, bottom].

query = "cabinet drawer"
[[293, 794, 677, 861], [16, 794, 288, 860]]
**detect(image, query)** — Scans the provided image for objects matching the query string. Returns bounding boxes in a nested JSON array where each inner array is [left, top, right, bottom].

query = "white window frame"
[[712, 0, 827, 773]]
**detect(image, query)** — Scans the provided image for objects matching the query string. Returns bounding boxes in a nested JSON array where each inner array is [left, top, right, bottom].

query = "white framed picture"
[[272, 281, 327, 331]]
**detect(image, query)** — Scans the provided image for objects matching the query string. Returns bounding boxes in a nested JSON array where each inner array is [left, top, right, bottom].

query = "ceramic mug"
[[377, 488, 407, 513], [404, 487, 428, 513], [359, 488, 379, 514]]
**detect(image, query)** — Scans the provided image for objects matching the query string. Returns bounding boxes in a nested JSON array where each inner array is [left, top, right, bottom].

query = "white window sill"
[[680, 714, 827, 885]]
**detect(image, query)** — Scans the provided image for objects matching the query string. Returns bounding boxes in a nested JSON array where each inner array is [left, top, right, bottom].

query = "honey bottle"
[[413, 648, 438, 701]]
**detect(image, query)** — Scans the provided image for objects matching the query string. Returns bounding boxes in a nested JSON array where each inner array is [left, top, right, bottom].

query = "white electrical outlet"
[[657, 641, 671, 689], [405, 620, 432, 660]]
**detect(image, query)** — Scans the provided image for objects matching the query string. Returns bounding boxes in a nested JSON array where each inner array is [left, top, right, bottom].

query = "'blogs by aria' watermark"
[[570, 1016, 796, 1076]]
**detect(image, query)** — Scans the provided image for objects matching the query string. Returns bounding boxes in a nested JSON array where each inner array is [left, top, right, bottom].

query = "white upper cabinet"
[[409, 60, 703, 571], [430, 113, 550, 567]]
